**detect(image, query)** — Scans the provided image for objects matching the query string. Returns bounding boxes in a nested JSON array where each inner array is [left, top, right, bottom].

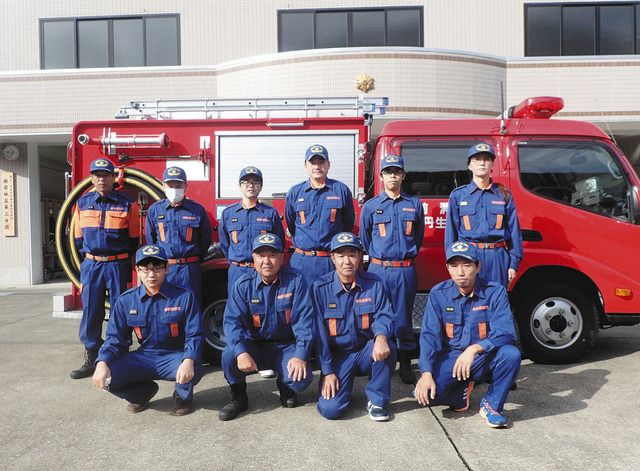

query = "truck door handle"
[[522, 229, 542, 242]]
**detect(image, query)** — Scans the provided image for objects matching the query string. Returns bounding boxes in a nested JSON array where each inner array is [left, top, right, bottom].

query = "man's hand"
[[508, 268, 517, 284], [372, 335, 391, 362], [176, 358, 195, 384], [414, 372, 436, 406], [287, 357, 307, 382], [92, 361, 111, 390], [321, 374, 340, 400], [237, 352, 258, 373], [452, 344, 483, 381]]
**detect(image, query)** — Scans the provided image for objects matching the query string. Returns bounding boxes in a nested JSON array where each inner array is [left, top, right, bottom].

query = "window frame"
[[524, 2, 640, 56], [516, 138, 635, 222], [39, 14, 181, 69], [277, 6, 424, 52]]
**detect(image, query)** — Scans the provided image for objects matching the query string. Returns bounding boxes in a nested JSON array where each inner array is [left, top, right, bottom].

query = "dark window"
[[399, 140, 481, 197], [278, 7, 423, 51], [519, 141, 631, 221], [525, 3, 640, 56], [40, 14, 180, 69]]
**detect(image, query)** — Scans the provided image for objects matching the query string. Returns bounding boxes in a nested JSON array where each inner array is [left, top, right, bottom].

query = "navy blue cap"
[[135, 244, 168, 265], [162, 166, 187, 182], [330, 232, 363, 252], [467, 143, 496, 161], [252, 233, 283, 253], [305, 144, 329, 162], [239, 166, 263, 182], [380, 154, 405, 172], [445, 241, 479, 263], [90, 159, 115, 174]]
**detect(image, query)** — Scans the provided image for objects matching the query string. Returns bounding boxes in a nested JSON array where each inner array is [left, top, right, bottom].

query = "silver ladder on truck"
[[115, 96, 388, 120]]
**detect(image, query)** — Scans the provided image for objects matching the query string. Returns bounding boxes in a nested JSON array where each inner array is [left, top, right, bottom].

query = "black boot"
[[70, 347, 99, 379], [218, 383, 249, 421], [398, 350, 416, 385], [276, 377, 298, 408]]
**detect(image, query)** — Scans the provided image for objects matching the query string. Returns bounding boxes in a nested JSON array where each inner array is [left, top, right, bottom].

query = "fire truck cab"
[[58, 96, 640, 364]]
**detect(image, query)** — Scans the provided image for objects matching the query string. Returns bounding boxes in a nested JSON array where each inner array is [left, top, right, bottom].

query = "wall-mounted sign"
[[1, 171, 16, 237]]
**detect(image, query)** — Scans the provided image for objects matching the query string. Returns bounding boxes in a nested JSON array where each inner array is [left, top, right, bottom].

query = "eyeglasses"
[[382, 169, 404, 176], [240, 180, 262, 187], [137, 266, 165, 275]]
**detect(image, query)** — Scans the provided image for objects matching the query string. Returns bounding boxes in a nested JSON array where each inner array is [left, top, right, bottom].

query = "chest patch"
[[256, 217, 270, 222], [328, 303, 337, 309], [110, 206, 125, 211], [491, 200, 505, 205], [460, 201, 468, 206], [231, 218, 238, 223], [129, 309, 138, 315], [401, 207, 416, 212], [157, 215, 165, 220], [472, 305, 489, 311], [182, 216, 197, 220], [326, 196, 341, 201], [251, 299, 261, 304], [445, 307, 454, 312], [277, 292, 293, 300], [164, 306, 181, 312], [298, 198, 305, 202], [355, 297, 372, 304], [375, 209, 384, 214]]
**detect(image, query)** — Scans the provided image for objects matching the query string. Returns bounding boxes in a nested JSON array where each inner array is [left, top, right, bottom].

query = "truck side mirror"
[[630, 186, 640, 224]]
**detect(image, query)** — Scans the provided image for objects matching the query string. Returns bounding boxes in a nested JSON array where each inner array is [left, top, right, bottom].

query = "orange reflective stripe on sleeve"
[[495, 214, 504, 230], [73, 207, 83, 238], [285, 308, 292, 324], [328, 318, 337, 336], [462, 215, 471, 231], [170, 323, 179, 337], [445, 323, 454, 339], [252, 315, 261, 328], [128, 202, 141, 237], [361, 314, 370, 330], [378, 223, 386, 237], [478, 322, 487, 339], [299, 210, 306, 224], [158, 222, 166, 242], [185, 226, 193, 242], [405, 220, 413, 236], [329, 208, 337, 223], [231, 230, 239, 244], [133, 327, 143, 340]]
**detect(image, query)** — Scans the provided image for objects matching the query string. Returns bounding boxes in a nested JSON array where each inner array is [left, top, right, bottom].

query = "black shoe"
[[70, 347, 99, 379], [218, 383, 249, 421], [398, 350, 416, 385], [171, 391, 193, 416], [126, 382, 159, 413], [276, 377, 298, 408]]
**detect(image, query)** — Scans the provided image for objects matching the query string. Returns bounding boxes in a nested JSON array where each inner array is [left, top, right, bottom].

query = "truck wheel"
[[516, 283, 598, 364], [202, 298, 227, 366]]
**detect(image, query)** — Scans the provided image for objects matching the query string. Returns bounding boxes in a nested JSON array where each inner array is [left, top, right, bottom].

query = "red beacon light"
[[509, 96, 564, 119]]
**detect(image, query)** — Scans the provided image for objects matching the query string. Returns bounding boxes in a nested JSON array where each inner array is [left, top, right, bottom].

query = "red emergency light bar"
[[509, 96, 564, 119]]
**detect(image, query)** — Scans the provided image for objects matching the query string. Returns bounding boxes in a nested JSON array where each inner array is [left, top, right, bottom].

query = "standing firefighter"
[[70, 158, 140, 379], [219, 166, 284, 293], [92, 244, 204, 416], [445, 143, 522, 288], [285, 144, 355, 287], [313, 233, 396, 421], [145, 166, 212, 304], [414, 241, 521, 428], [360, 155, 424, 385]]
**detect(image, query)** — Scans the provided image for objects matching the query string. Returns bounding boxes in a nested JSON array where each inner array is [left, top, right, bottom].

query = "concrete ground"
[[1, 280, 640, 470]]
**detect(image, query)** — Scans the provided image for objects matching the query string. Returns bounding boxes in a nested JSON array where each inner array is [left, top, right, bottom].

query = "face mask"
[[165, 187, 185, 204]]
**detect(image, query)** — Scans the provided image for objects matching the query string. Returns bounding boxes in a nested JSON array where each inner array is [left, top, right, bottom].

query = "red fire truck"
[[56, 96, 640, 365]]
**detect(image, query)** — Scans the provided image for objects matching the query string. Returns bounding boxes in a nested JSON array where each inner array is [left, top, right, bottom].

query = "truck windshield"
[[519, 140, 631, 222], [398, 140, 483, 197]]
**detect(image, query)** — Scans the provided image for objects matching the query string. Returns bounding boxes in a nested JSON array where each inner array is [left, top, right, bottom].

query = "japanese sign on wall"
[[2, 171, 16, 237]]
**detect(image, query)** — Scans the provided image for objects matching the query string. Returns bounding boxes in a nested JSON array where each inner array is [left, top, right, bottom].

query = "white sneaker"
[[366, 401, 389, 422], [259, 369, 276, 378]]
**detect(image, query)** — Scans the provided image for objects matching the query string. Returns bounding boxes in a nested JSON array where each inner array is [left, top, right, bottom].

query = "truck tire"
[[516, 283, 598, 364], [202, 298, 227, 365]]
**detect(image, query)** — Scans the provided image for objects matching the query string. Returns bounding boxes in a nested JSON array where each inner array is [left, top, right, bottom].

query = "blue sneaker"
[[479, 398, 509, 428], [450, 381, 475, 412], [366, 401, 389, 422]]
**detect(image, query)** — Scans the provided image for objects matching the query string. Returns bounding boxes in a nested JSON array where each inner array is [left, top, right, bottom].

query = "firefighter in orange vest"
[[70, 158, 140, 379]]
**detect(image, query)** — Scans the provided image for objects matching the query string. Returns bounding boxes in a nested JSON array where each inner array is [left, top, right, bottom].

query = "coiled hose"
[[55, 167, 165, 306]]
